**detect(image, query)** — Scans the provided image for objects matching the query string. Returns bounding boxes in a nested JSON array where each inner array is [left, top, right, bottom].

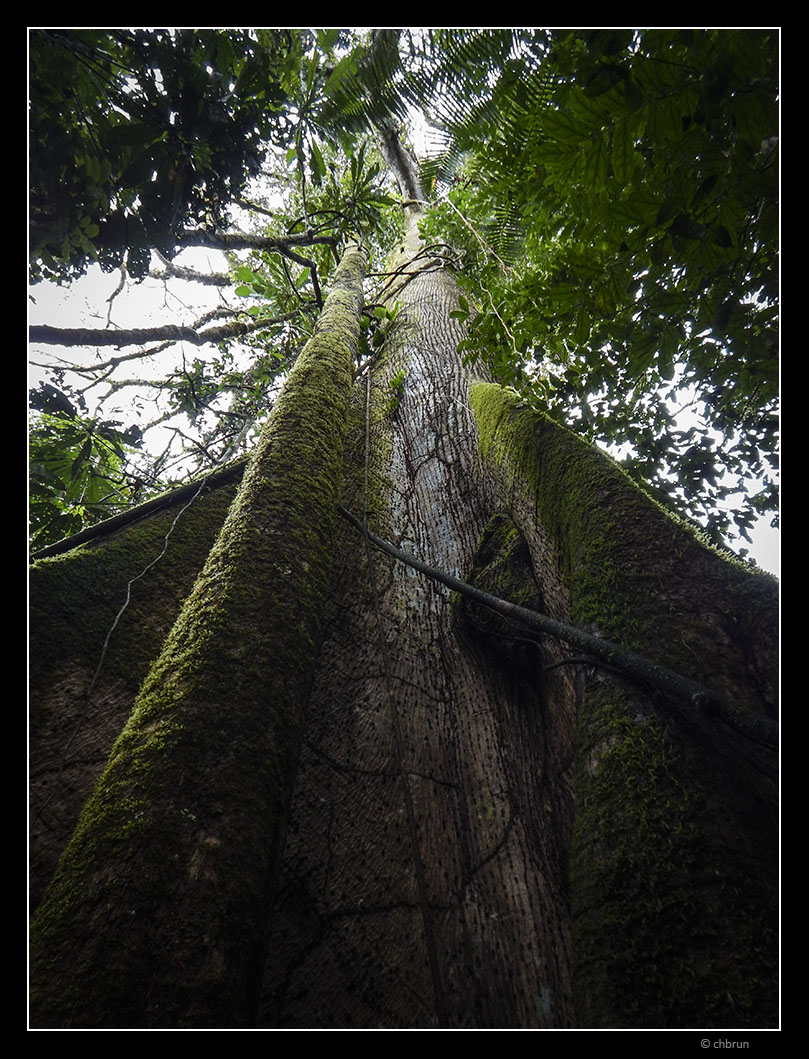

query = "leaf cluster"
[[29, 384, 146, 549], [29, 28, 301, 281], [418, 28, 779, 545]]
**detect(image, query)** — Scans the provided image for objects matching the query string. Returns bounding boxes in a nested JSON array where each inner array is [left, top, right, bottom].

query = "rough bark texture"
[[29, 245, 368, 1028], [28, 206, 778, 1028], [257, 235, 578, 1028], [470, 384, 778, 1028], [29, 473, 243, 914]]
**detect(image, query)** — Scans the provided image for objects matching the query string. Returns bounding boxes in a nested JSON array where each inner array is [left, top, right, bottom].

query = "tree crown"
[[28, 28, 779, 564]]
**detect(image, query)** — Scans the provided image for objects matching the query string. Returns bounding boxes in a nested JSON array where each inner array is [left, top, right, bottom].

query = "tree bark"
[[256, 160, 579, 1027], [29, 313, 297, 348], [29, 154, 778, 1027], [469, 383, 778, 1028], [29, 245, 368, 1028]]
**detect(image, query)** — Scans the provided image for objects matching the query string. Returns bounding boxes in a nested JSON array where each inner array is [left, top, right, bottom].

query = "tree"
[[29, 29, 778, 1029], [29, 28, 303, 282]]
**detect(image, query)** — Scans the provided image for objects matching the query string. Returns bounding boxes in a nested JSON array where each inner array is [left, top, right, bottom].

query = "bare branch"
[[30, 309, 305, 349], [105, 263, 128, 325], [276, 245, 323, 308], [151, 253, 231, 286], [234, 197, 276, 218]]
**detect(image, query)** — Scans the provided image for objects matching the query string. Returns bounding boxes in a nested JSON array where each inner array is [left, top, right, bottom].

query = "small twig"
[[276, 245, 323, 309], [105, 261, 128, 325]]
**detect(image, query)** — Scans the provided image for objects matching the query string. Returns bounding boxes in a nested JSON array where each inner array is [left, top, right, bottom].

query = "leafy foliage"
[[29, 385, 146, 549], [416, 28, 779, 546], [29, 29, 301, 281], [29, 28, 779, 558]]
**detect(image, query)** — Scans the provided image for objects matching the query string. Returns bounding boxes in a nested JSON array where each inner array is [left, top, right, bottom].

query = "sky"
[[29, 246, 241, 466], [29, 248, 779, 577]]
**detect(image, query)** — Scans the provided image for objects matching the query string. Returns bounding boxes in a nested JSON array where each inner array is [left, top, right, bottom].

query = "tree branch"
[[276, 245, 323, 308], [152, 251, 231, 286], [378, 125, 424, 203], [30, 310, 304, 349], [176, 228, 337, 253]]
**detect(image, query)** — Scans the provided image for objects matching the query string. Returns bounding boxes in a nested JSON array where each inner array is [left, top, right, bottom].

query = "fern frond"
[[483, 200, 526, 265]]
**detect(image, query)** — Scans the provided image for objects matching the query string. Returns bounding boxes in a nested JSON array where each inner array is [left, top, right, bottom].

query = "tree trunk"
[[29, 202, 778, 1027], [254, 197, 778, 1030], [29, 245, 368, 1028]]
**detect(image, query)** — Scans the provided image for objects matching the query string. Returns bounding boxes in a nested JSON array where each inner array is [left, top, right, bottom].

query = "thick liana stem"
[[337, 504, 777, 748], [29, 244, 368, 1029]]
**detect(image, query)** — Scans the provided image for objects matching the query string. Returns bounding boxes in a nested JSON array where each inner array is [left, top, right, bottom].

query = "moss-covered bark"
[[257, 213, 577, 1028], [29, 245, 367, 1028], [28, 142, 778, 1028], [29, 472, 243, 912], [469, 382, 778, 1028]]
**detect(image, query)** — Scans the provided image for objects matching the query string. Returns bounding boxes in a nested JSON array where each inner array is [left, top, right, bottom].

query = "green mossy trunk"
[[29, 245, 368, 1028], [469, 382, 778, 1028], [255, 203, 577, 1028], [28, 213, 778, 1027], [29, 469, 244, 913]]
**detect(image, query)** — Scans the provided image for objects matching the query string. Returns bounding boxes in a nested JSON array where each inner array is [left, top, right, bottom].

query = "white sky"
[[28, 247, 779, 577]]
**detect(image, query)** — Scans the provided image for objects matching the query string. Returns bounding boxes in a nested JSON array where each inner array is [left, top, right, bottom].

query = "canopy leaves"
[[29, 28, 301, 281], [29, 28, 779, 560]]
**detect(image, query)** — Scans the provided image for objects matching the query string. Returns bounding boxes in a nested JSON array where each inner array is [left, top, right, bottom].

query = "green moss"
[[29, 245, 369, 1029], [455, 512, 546, 672], [469, 382, 777, 673], [469, 381, 778, 1028], [570, 684, 777, 1027], [30, 477, 241, 726]]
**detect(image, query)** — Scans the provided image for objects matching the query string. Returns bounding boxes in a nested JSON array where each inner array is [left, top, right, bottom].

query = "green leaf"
[[610, 119, 636, 184], [310, 139, 326, 186], [710, 224, 734, 248], [70, 436, 93, 481], [542, 109, 589, 145], [574, 304, 591, 344], [581, 135, 609, 186]]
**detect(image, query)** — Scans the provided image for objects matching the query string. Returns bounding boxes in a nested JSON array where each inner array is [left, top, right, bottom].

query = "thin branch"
[[30, 310, 304, 349], [443, 196, 516, 277], [372, 244, 460, 303], [176, 228, 337, 253], [276, 245, 323, 308], [151, 252, 231, 286], [234, 197, 276, 218], [105, 262, 128, 325]]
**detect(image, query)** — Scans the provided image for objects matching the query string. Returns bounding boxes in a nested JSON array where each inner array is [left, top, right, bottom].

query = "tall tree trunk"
[[258, 200, 578, 1028], [254, 149, 778, 1030], [29, 245, 368, 1028], [29, 151, 778, 1028]]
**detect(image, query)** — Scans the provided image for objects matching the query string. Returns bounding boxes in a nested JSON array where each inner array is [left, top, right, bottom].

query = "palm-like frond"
[[311, 28, 557, 260]]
